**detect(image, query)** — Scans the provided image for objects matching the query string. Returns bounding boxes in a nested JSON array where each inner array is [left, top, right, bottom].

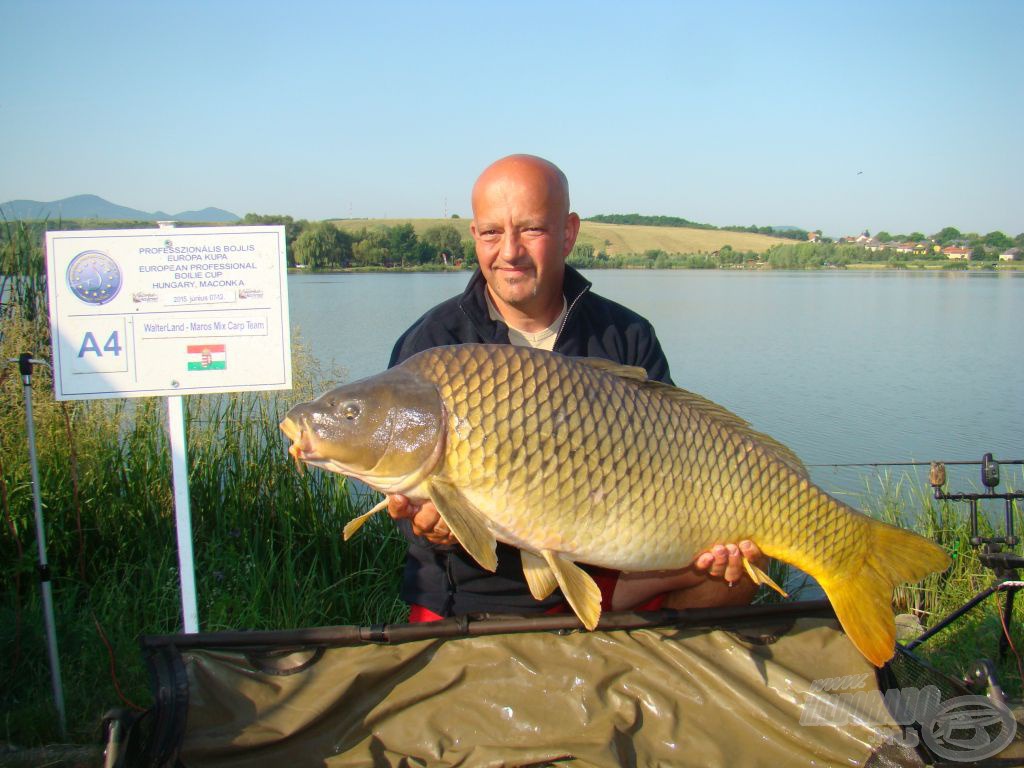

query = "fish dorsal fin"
[[428, 478, 498, 572], [541, 550, 602, 630], [573, 356, 650, 382], [521, 550, 559, 600], [639, 380, 809, 478]]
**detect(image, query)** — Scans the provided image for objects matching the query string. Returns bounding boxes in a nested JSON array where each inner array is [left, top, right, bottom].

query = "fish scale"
[[405, 344, 899, 576], [281, 343, 950, 666]]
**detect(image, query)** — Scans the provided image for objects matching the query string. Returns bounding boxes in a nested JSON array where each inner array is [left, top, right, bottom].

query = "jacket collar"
[[458, 264, 592, 337]]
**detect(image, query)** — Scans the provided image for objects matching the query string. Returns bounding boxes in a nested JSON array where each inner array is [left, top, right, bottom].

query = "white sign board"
[[45, 226, 291, 400]]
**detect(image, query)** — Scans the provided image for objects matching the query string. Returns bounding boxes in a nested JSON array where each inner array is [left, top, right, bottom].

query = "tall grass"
[[1, 224, 407, 743]]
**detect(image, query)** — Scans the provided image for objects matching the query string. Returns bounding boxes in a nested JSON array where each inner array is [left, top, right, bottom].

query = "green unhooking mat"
[[117, 601, 1023, 767]]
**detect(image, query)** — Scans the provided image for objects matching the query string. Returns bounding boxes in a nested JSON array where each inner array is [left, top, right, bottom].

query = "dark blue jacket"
[[388, 265, 673, 616]]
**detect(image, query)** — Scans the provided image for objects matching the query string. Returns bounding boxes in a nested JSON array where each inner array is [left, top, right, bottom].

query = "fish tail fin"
[[820, 521, 950, 667]]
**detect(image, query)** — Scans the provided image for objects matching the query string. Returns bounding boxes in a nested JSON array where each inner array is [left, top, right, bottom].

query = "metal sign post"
[[10, 353, 67, 738], [167, 394, 199, 633]]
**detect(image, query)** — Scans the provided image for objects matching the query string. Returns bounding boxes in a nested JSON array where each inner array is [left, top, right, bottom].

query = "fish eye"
[[343, 403, 360, 420]]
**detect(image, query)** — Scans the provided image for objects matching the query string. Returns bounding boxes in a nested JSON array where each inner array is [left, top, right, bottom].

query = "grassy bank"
[[1, 223, 1020, 747]]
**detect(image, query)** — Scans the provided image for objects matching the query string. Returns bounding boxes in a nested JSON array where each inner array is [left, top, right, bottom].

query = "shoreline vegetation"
[[5, 216, 1022, 274], [287, 261, 1024, 274], [1, 219, 1021, 747]]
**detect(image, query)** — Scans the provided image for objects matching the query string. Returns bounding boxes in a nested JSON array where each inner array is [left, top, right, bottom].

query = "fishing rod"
[[806, 459, 1024, 468]]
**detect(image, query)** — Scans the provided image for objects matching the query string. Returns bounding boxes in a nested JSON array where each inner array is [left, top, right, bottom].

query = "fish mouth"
[[279, 416, 320, 463], [278, 415, 379, 483]]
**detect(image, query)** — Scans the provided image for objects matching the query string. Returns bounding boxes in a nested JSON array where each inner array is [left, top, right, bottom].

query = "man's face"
[[471, 165, 579, 317]]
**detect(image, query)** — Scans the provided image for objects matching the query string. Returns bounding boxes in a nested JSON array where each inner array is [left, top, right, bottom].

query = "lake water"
[[288, 269, 1024, 502]]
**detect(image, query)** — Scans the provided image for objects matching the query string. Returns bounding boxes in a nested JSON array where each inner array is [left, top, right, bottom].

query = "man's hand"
[[692, 540, 763, 584], [387, 494, 457, 546], [612, 540, 766, 610]]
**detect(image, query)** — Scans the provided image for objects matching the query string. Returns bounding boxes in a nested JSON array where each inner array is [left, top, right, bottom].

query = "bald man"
[[387, 154, 763, 622]]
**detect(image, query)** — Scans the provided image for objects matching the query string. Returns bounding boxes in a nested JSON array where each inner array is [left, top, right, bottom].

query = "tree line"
[[0, 216, 475, 272], [4, 216, 1020, 272], [238, 214, 473, 269]]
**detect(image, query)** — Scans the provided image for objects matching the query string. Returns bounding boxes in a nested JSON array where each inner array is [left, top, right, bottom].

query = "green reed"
[[0, 343, 410, 742]]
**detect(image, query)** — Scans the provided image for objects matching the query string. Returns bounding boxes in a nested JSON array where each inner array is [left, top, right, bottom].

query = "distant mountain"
[[0, 194, 240, 223], [171, 207, 241, 222]]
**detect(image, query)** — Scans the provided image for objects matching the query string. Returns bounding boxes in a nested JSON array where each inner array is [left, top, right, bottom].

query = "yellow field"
[[328, 218, 794, 255], [575, 222, 792, 255]]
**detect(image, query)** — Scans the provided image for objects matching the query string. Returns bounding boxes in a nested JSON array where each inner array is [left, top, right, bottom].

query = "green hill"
[[329, 218, 793, 254]]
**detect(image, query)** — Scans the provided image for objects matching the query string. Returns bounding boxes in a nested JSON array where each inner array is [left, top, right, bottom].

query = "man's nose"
[[500, 230, 523, 260]]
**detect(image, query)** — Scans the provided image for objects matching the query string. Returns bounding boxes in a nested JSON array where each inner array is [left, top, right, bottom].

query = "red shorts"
[[407, 568, 666, 623]]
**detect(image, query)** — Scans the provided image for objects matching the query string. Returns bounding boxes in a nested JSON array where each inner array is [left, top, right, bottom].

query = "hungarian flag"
[[187, 344, 226, 371]]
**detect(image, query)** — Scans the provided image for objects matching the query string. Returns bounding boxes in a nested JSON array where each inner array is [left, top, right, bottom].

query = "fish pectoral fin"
[[541, 550, 602, 630], [521, 550, 559, 600], [287, 443, 305, 475], [342, 498, 389, 541], [428, 479, 498, 572], [742, 556, 788, 598]]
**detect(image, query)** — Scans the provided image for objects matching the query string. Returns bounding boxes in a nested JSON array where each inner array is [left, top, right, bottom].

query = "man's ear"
[[563, 212, 581, 256]]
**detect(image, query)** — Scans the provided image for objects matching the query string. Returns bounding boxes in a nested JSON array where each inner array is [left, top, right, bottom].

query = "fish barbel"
[[280, 344, 949, 666]]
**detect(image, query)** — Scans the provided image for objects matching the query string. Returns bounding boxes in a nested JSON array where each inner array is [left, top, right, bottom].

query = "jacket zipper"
[[553, 283, 590, 350], [442, 551, 457, 616]]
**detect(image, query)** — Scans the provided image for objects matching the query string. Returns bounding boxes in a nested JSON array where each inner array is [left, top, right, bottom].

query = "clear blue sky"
[[2, 0, 1021, 238]]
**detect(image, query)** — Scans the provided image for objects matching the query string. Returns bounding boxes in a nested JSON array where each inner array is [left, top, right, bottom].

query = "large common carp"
[[280, 344, 949, 666]]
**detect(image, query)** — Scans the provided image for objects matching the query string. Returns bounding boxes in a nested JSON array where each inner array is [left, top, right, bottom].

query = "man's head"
[[470, 154, 581, 329]]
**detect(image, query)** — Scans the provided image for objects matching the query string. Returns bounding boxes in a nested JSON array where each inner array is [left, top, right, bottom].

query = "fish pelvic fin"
[[342, 498, 389, 541], [743, 557, 788, 598], [521, 550, 559, 600], [820, 522, 950, 667], [428, 479, 498, 572], [541, 551, 602, 630]]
